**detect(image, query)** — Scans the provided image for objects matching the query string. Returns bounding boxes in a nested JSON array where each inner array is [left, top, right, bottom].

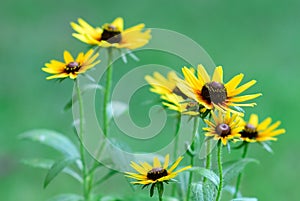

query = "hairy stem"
[[215, 141, 223, 201], [103, 47, 113, 137], [75, 79, 89, 200], [186, 117, 199, 201], [171, 114, 181, 196]]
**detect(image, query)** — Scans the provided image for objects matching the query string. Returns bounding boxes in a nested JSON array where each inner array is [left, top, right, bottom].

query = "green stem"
[[103, 48, 113, 137], [85, 48, 114, 198], [233, 143, 249, 198], [171, 114, 181, 196], [203, 139, 211, 183], [75, 79, 89, 200], [215, 141, 223, 201], [186, 117, 199, 201]]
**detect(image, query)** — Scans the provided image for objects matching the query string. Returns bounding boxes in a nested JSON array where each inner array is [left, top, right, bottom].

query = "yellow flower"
[[240, 114, 286, 142], [42, 49, 100, 80], [145, 71, 181, 96], [203, 110, 243, 145], [161, 93, 202, 115], [178, 65, 262, 113], [71, 17, 151, 49], [125, 154, 191, 185]]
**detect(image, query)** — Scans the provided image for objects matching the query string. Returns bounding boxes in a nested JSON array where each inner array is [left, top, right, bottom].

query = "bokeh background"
[[1, 0, 299, 200]]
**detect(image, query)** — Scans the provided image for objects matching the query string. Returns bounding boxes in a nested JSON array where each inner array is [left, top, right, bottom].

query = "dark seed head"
[[65, 62, 80, 73], [216, 123, 231, 137], [240, 124, 258, 139], [200, 81, 227, 105], [100, 24, 122, 43], [147, 167, 168, 181]]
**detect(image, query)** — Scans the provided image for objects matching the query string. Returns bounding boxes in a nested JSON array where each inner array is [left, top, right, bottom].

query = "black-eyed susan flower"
[[203, 110, 243, 145], [161, 93, 204, 116], [240, 114, 286, 142], [42, 49, 100, 80], [178, 64, 262, 114], [145, 71, 185, 97], [71, 17, 151, 50], [125, 154, 191, 197]]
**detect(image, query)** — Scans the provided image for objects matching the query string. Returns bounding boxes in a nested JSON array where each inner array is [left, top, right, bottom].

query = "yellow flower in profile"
[[71, 17, 151, 49], [145, 71, 183, 96], [125, 154, 191, 186], [42, 49, 100, 80], [203, 110, 243, 145], [178, 65, 262, 113], [161, 93, 203, 116], [240, 114, 286, 142]]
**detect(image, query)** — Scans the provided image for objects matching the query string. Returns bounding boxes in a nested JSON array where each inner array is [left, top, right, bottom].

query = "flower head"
[[240, 114, 286, 142], [178, 65, 262, 114], [145, 71, 206, 116], [71, 17, 151, 49], [42, 49, 100, 80], [125, 154, 191, 186], [203, 110, 243, 145]]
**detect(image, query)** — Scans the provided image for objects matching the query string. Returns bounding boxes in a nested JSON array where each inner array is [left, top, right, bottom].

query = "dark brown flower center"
[[100, 24, 122, 43], [65, 62, 80, 73], [200, 81, 227, 105], [240, 124, 258, 139], [147, 167, 168, 181], [216, 123, 231, 137]]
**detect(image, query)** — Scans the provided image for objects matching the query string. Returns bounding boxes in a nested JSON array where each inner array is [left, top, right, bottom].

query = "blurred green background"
[[1, 0, 299, 200]]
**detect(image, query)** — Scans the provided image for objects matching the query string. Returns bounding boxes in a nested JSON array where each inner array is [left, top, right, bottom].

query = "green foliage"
[[223, 158, 259, 186], [190, 167, 219, 187], [47, 194, 84, 201], [21, 158, 82, 183], [19, 129, 80, 159], [44, 157, 79, 188]]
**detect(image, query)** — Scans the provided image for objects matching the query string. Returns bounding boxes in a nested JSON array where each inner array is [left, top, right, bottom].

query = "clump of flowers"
[[20, 14, 285, 201]]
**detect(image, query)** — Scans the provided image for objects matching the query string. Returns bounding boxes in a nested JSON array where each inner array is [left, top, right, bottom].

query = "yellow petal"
[[64, 51, 74, 64], [225, 74, 244, 92], [228, 93, 262, 102], [249, 114, 258, 127], [257, 117, 271, 131], [212, 66, 223, 83], [111, 17, 124, 31], [153, 157, 162, 168], [229, 80, 257, 97], [163, 154, 170, 169], [168, 156, 183, 173], [197, 64, 210, 83], [130, 162, 147, 175]]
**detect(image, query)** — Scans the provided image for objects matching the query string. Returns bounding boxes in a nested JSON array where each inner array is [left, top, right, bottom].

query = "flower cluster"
[[145, 64, 285, 145]]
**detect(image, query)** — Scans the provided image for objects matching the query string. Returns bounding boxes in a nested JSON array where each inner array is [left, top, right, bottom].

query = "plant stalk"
[[171, 114, 181, 196], [186, 117, 199, 201], [75, 79, 89, 200], [215, 141, 223, 201]]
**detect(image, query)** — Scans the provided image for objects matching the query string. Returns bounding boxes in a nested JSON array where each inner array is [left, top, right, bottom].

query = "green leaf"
[[223, 158, 258, 186], [190, 167, 220, 187], [99, 196, 123, 201], [191, 182, 215, 201], [260, 142, 273, 153], [44, 157, 78, 188], [231, 198, 258, 201], [19, 129, 79, 158], [22, 158, 82, 183], [47, 194, 83, 201], [191, 183, 204, 201]]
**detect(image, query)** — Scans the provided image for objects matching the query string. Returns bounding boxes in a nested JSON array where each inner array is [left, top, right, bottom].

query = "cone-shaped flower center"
[[147, 167, 168, 181], [201, 81, 227, 105], [101, 24, 122, 43], [240, 124, 258, 139], [216, 123, 231, 137], [65, 62, 80, 73]]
